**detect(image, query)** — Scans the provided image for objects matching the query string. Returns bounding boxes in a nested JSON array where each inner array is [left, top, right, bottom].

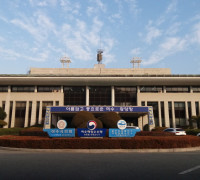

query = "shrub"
[[19, 127, 48, 136], [185, 129, 200, 136], [0, 128, 23, 136], [99, 112, 121, 128], [71, 111, 103, 128], [136, 131, 175, 136], [143, 124, 149, 131], [151, 126, 168, 131], [0, 120, 7, 128]]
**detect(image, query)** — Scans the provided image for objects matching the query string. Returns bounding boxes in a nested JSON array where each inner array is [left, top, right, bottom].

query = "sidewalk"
[[1, 146, 200, 153]]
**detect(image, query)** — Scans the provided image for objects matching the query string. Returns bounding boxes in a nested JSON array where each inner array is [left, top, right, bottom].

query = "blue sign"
[[77, 128, 106, 137], [109, 128, 140, 137], [43, 128, 75, 138], [50, 106, 149, 113]]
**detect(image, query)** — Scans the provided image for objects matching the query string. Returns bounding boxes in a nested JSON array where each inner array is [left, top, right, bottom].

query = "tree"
[[71, 111, 103, 128], [0, 107, 7, 128], [189, 116, 200, 129], [99, 112, 121, 128]]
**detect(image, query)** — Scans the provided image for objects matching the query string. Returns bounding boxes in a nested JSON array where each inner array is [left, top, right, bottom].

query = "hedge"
[[0, 135, 199, 149]]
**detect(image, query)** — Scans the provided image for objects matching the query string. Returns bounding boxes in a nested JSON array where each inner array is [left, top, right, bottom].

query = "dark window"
[[141, 101, 145, 106], [64, 86, 86, 105], [15, 102, 26, 127], [168, 102, 173, 128], [11, 86, 35, 92], [174, 102, 186, 127], [188, 102, 191, 118], [37, 86, 61, 92], [115, 87, 137, 106], [196, 102, 199, 116], [89, 86, 111, 106], [140, 86, 163, 93], [8, 101, 13, 128], [28, 102, 32, 127], [0, 86, 8, 92], [166, 86, 189, 93], [193, 86, 200, 93], [161, 101, 165, 127]]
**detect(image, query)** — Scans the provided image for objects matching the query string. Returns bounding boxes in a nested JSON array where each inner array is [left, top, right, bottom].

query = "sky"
[[0, 0, 200, 74]]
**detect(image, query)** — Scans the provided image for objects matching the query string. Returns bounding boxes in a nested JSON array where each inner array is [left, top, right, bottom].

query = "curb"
[[1, 146, 200, 153]]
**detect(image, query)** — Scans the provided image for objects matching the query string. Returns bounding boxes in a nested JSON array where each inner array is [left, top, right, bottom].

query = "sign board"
[[117, 120, 127, 130], [109, 128, 140, 138], [43, 128, 75, 138], [77, 128, 106, 137]]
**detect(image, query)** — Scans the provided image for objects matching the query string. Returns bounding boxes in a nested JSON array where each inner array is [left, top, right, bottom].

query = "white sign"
[[117, 120, 127, 130], [57, 120, 67, 129]]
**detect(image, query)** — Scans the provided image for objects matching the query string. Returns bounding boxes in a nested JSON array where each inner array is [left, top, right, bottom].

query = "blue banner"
[[77, 128, 106, 137], [109, 128, 140, 137], [43, 128, 75, 138], [50, 106, 149, 113]]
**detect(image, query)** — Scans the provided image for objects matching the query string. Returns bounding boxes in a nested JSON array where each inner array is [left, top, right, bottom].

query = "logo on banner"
[[87, 120, 97, 130], [57, 120, 67, 129], [117, 120, 127, 130]]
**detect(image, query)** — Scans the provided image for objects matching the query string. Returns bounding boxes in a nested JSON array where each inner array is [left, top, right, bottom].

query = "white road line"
[[179, 165, 200, 175]]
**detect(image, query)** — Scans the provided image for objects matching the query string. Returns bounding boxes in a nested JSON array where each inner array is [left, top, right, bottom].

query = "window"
[[193, 86, 200, 93], [64, 86, 86, 105], [166, 86, 189, 93], [140, 86, 163, 93], [115, 86, 137, 106], [37, 86, 61, 92], [89, 86, 111, 106], [0, 86, 8, 92], [174, 102, 186, 127], [11, 86, 35, 92]]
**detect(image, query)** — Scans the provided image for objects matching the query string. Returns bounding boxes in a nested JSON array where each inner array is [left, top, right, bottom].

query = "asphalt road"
[[0, 150, 200, 180]]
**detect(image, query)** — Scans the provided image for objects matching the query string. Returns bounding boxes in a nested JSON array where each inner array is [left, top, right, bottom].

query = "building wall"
[[1, 84, 200, 129]]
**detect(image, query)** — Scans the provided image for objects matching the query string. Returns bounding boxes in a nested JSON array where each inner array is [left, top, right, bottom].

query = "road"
[[0, 149, 200, 180]]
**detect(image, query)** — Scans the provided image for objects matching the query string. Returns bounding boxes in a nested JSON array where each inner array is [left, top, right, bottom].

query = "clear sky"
[[0, 0, 200, 74]]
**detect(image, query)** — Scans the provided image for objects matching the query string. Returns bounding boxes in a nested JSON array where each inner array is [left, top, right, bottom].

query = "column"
[[185, 101, 189, 126], [11, 101, 16, 128], [111, 86, 115, 106], [31, 101, 37, 126], [158, 101, 162, 127], [34, 86, 37, 92], [191, 101, 196, 116], [86, 86, 89, 106], [171, 101, 176, 128], [53, 101, 56, 106], [163, 86, 166, 93], [164, 101, 170, 127], [24, 101, 29, 127], [38, 101, 43, 124]]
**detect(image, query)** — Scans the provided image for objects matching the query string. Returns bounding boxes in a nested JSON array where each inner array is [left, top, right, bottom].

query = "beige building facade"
[[0, 64, 200, 129]]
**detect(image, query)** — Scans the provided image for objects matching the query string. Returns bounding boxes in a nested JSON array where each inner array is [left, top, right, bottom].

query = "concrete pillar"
[[24, 101, 29, 127], [8, 86, 11, 93], [53, 101, 56, 106], [190, 86, 193, 93], [138, 116, 143, 130], [34, 86, 37, 92], [31, 101, 37, 126], [38, 101, 43, 124], [61, 85, 64, 93], [11, 101, 16, 128], [86, 86, 89, 106], [185, 101, 189, 126], [164, 101, 170, 127], [191, 101, 196, 116], [158, 101, 162, 127], [171, 101, 176, 128], [163, 86, 166, 93], [111, 86, 115, 106]]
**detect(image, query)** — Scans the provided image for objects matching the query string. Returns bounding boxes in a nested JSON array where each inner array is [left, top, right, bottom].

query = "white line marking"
[[179, 165, 200, 175]]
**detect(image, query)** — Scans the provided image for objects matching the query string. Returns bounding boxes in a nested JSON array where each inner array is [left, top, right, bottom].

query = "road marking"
[[179, 165, 200, 175]]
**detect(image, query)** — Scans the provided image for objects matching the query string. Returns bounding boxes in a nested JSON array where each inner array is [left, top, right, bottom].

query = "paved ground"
[[0, 149, 200, 180]]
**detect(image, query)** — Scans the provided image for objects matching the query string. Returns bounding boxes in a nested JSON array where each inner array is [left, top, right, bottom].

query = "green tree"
[[189, 116, 200, 129], [0, 107, 7, 128]]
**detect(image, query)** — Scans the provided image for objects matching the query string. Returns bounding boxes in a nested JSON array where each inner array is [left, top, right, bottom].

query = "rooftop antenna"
[[60, 56, 71, 68], [97, 33, 103, 64], [130, 57, 142, 68]]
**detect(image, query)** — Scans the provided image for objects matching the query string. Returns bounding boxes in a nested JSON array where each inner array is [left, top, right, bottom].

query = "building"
[[0, 59, 200, 130]]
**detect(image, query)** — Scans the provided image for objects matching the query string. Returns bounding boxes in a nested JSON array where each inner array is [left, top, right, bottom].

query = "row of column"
[[140, 100, 198, 128], [2, 100, 58, 128]]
